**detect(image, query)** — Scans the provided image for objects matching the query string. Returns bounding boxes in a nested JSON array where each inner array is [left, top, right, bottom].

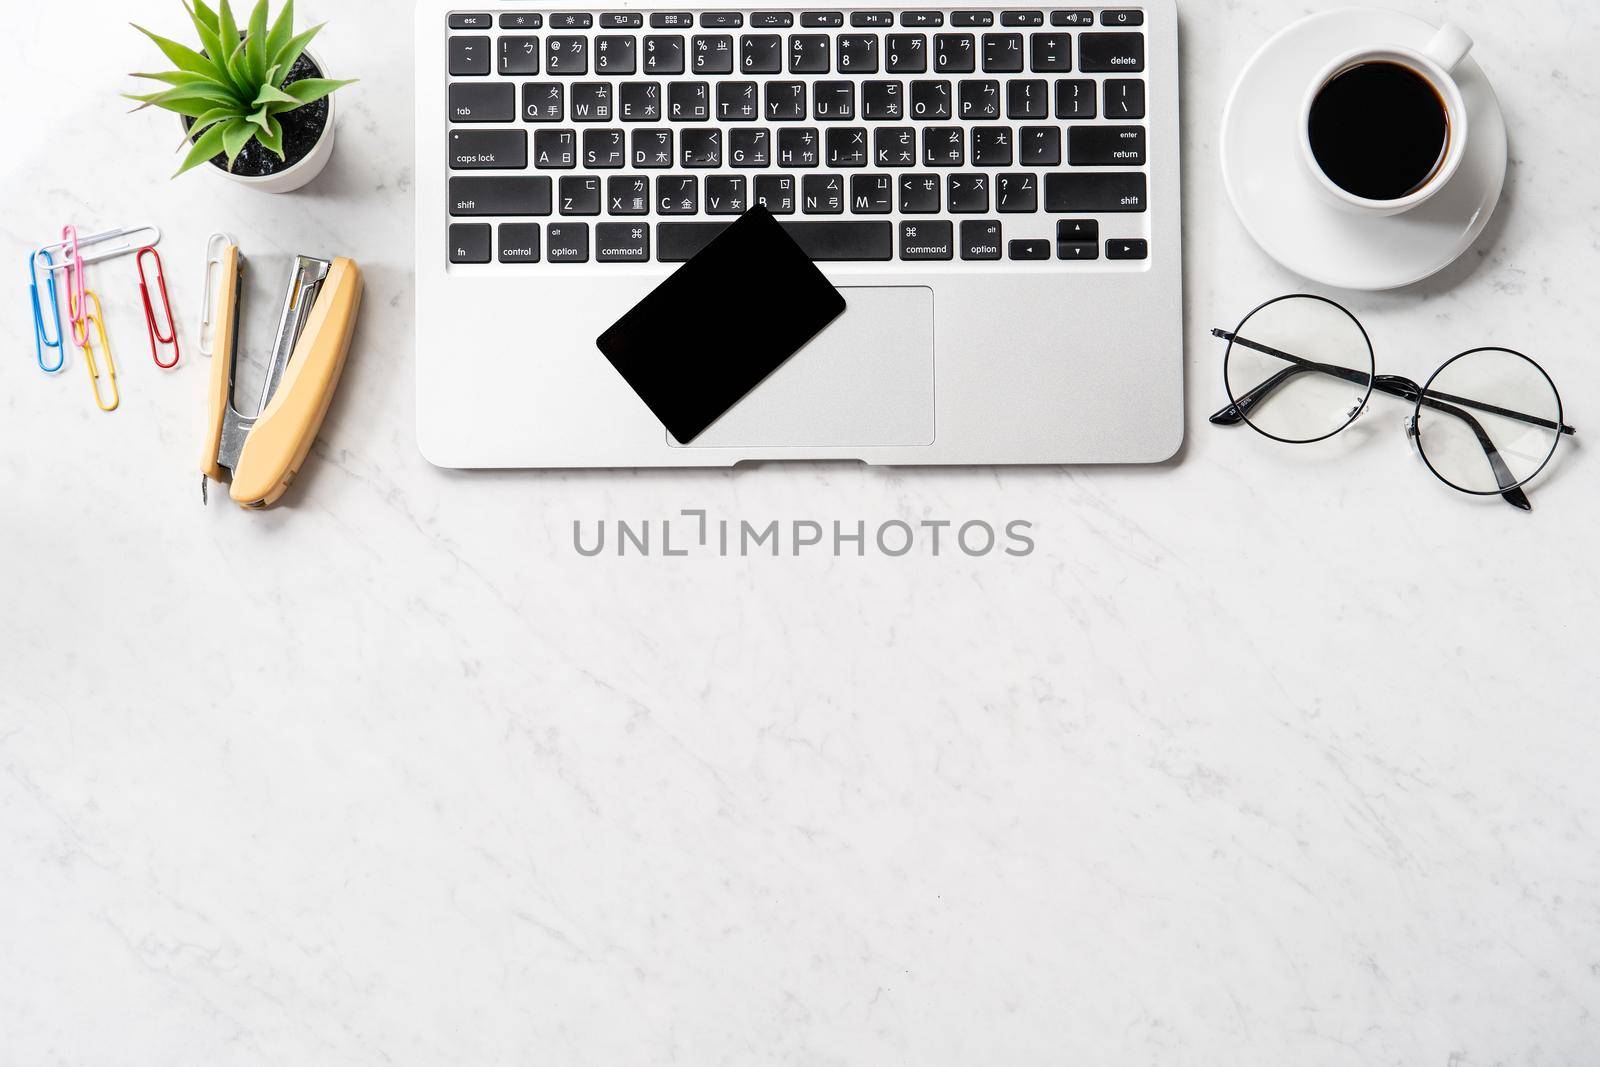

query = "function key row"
[[448, 218, 1147, 263], [450, 10, 1147, 30], [450, 32, 1144, 76]]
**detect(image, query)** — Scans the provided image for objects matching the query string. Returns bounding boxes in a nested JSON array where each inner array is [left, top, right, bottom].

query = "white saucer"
[[1221, 7, 1508, 291]]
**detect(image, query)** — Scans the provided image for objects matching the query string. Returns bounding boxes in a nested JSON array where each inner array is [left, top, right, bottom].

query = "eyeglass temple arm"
[[1209, 330, 1542, 511]]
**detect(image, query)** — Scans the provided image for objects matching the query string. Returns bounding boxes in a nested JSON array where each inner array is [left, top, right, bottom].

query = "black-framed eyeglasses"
[[1210, 294, 1576, 511]]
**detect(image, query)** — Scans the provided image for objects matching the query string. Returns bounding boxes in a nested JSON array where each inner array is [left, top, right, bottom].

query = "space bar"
[[657, 221, 894, 262]]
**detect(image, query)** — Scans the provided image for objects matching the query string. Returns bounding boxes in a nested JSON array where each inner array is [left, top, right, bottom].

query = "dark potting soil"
[[183, 53, 331, 178]]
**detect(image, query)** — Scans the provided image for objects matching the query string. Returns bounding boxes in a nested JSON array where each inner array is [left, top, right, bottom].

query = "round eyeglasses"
[[1210, 294, 1576, 511]]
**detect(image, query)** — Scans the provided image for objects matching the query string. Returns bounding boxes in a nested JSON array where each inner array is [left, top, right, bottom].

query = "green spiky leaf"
[[130, 69, 222, 87], [275, 77, 355, 106], [174, 122, 230, 176], [190, 106, 239, 137], [265, 0, 295, 64], [221, 116, 255, 168], [189, 0, 219, 32], [125, 82, 240, 112], [255, 113, 286, 159], [252, 82, 299, 108], [270, 23, 323, 81], [131, 24, 223, 79], [245, 0, 269, 86]]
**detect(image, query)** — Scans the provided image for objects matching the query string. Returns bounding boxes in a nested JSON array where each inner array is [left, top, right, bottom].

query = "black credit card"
[[595, 207, 847, 444]]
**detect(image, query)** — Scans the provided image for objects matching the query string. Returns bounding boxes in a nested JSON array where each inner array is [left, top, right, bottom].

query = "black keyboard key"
[[523, 82, 564, 121], [957, 79, 1000, 119], [1101, 9, 1144, 26], [449, 36, 491, 76], [863, 80, 905, 119], [814, 81, 855, 120], [1007, 79, 1048, 119], [601, 12, 644, 28], [934, 34, 975, 73], [996, 172, 1037, 212], [801, 11, 844, 26], [549, 13, 594, 29], [558, 175, 601, 215], [1050, 9, 1094, 26], [656, 175, 699, 214], [500, 13, 542, 29], [961, 219, 1002, 259], [900, 220, 953, 260], [650, 11, 694, 27], [631, 129, 674, 167], [583, 128, 626, 168], [1020, 125, 1061, 165], [1069, 124, 1146, 165], [594, 35, 637, 73], [901, 10, 945, 26], [850, 173, 893, 212], [923, 126, 963, 166], [778, 127, 820, 166], [838, 35, 880, 72], [946, 172, 989, 211], [1105, 78, 1146, 119], [1079, 32, 1144, 72], [730, 128, 771, 166], [911, 80, 952, 119], [450, 13, 492, 29], [450, 175, 553, 216], [852, 11, 895, 26], [802, 173, 845, 213], [766, 81, 808, 120], [1009, 239, 1050, 259], [752, 11, 795, 27], [498, 36, 541, 75], [701, 11, 744, 27], [1107, 237, 1148, 259], [1055, 78, 1096, 118], [498, 222, 541, 262], [1058, 218, 1097, 240], [1001, 10, 1045, 26], [885, 33, 929, 73], [971, 125, 1013, 165], [706, 175, 749, 214], [607, 175, 651, 214], [450, 129, 527, 169], [1058, 239, 1098, 260], [450, 82, 516, 122], [899, 173, 941, 213], [546, 36, 588, 74], [595, 221, 650, 261], [742, 34, 784, 73], [874, 126, 917, 166], [717, 80, 761, 120], [668, 80, 710, 121], [789, 34, 831, 72], [546, 221, 590, 262], [619, 81, 661, 121], [825, 126, 868, 166], [982, 33, 1024, 72], [657, 220, 892, 261], [533, 128, 577, 168], [448, 222, 492, 263], [692, 35, 736, 73], [644, 35, 686, 73], [1031, 33, 1071, 72], [1045, 171, 1147, 211], [952, 10, 995, 25], [755, 174, 797, 213], [571, 82, 613, 121], [680, 127, 722, 167]]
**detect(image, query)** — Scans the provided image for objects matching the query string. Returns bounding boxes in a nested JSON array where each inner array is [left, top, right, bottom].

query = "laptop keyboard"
[[444, 7, 1154, 265]]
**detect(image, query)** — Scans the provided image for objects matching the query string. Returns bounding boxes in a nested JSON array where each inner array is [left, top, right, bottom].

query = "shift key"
[[1045, 172, 1146, 212], [449, 129, 528, 169]]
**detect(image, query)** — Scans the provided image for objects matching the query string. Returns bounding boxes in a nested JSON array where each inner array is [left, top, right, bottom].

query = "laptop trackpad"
[[677, 286, 935, 449]]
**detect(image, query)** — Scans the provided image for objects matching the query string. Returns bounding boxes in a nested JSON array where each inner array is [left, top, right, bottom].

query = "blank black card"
[[596, 207, 847, 443]]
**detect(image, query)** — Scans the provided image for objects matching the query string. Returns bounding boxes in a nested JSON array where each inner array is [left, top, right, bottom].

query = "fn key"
[[449, 223, 492, 263]]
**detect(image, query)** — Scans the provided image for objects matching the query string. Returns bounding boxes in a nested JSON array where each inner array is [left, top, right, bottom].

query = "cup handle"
[[1424, 23, 1473, 72]]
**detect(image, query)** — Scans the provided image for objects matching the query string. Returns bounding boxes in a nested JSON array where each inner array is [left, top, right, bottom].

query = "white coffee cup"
[[1299, 24, 1474, 217]]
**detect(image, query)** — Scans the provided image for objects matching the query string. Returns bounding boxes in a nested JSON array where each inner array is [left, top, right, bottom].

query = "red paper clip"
[[137, 246, 180, 369]]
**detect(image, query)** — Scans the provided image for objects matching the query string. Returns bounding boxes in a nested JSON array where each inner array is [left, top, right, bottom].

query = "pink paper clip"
[[60, 225, 89, 347], [137, 247, 180, 369]]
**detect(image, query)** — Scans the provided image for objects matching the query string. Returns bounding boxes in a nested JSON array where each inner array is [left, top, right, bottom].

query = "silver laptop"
[[414, 0, 1183, 467]]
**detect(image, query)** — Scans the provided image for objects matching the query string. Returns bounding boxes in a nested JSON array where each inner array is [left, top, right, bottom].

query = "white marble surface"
[[3, 1, 1598, 1063]]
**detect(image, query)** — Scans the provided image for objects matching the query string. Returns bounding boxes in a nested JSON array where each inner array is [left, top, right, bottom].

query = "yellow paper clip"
[[78, 290, 120, 413]]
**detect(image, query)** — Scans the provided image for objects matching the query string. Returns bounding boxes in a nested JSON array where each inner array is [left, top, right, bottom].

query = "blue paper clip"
[[28, 247, 65, 373]]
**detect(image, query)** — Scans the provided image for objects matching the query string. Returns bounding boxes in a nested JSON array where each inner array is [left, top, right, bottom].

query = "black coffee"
[[1308, 61, 1450, 201]]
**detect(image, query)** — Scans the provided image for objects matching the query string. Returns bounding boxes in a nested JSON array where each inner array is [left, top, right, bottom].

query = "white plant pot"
[[182, 49, 338, 194]]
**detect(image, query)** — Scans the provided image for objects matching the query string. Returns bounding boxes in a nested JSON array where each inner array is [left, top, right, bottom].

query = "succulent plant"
[[127, 0, 355, 176]]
